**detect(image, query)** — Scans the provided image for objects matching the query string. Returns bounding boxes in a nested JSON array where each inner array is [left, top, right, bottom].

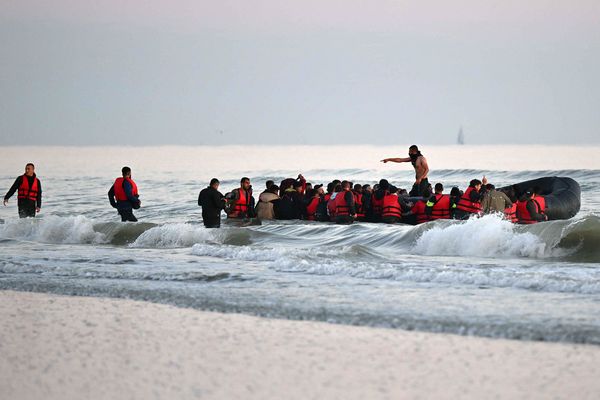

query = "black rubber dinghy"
[[500, 177, 580, 220]]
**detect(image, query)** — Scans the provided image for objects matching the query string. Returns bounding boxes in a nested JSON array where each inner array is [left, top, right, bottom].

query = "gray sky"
[[1, 1, 599, 145]]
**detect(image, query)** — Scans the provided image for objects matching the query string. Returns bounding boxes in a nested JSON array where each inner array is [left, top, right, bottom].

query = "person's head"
[[240, 177, 251, 190], [341, 181, 351, 191], [373, 184, 379, 191], [469, 179, 482, 190], [25, 163, 35, 176], [434, 183, 444, 194], [210, 178, 220, 189], [362, 184, 372, 193], [265, 180, 274, 189], [121, 166, 131, 177], [269, 184, 279, 195], [353, 184, 362, 193], [409, 145, 420, 155], [305, 183, 313, 191], [486, 184, 495, 191], [524, 189, 534, 199], [398, 188, 408, 196], [450, 186, 461, 197], [378, 179, 389, 191], [306, 188, 318, 199], [293, 180, 303, 192], [334, 184, 342, 193]]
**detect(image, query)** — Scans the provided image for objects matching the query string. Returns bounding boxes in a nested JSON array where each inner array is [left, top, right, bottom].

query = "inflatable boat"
[[499, 177, 580, 220]]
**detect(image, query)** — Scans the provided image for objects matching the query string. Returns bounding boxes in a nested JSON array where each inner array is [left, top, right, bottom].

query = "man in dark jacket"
[[3, 163, 42, 218], [108, 166, 141, 222], [198, 178, 227, 228]]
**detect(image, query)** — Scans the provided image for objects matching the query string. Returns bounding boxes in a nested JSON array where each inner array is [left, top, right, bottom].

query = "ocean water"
[[1, 145, 600, 344]]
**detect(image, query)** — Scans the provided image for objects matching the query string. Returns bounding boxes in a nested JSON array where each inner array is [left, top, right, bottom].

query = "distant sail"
[[457, 126, 465, 145]]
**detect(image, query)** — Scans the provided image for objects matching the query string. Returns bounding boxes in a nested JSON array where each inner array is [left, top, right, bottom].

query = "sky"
[[1, 1, 599, 145]]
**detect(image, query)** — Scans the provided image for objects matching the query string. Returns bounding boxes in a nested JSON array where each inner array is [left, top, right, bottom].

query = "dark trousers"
[[203, 217, 221, 228], [409, 178, 430, 197], [118, 209, 138, 222], [18, 199, 36, 218]]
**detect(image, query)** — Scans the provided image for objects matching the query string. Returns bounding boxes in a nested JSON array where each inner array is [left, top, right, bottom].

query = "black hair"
[[265, 180, 274, 189], [26, 163, 35, 169], [409, 145, 419, 151], [450, 187, 461, 197], [353, 184, 362, 191], [434, 183, 444, 192], [269, 184, 280, 194], [122, 166, 131, 176], [469, 179, 482, 187], [362, 184, 371, 190], [293, 180, 303, 188], [422, 188, 432, 199], [210, 178, 219, 186], [241, 177, 250, 184], [486, 184, 495, 190]]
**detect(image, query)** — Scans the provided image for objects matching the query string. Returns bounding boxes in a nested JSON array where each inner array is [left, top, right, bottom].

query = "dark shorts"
[[409, 178, 430, 197]]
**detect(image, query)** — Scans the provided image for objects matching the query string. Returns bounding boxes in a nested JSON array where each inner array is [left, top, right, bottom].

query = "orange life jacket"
[[353, 192, 364, 218], [334, 191, 353, 216], [427, 194, 451, 220], [306, 197, 320, 221], [327, 194, 337, 219], [516, 196, 546, 224], [456, 186, 482, 214], [382, 194, 402, 218], [113, 177, 139, 202], [230, 188, 251, 218], [504, 203, 518, 223], [17, 175, 40, 202], [411, 200, 429, 224]]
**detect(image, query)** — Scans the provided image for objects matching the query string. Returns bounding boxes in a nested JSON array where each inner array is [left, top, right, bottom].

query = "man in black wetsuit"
[[3, 163, 42, 218], [198, 178, 227, 228], [381, 145, 430, 196]]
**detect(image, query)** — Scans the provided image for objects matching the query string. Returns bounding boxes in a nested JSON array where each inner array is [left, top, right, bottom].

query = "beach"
[[1, 290, 599, 400]]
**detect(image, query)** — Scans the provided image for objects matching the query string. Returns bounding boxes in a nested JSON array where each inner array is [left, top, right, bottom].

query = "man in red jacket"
[[3, 163, 42, 218]]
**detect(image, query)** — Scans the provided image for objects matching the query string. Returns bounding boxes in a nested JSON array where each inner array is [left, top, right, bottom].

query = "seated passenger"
[[516, 189, 548, 224], [454, 177, 487, 220], [425, 183, 451, 220], [333, 181, 355, 224], [481, 183, 513, 215]]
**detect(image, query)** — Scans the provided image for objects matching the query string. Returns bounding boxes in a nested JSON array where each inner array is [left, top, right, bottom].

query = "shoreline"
[[1, 290, 599, 399]]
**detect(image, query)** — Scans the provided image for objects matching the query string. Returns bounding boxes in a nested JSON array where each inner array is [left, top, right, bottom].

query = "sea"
[[1, 145, 599, 344]]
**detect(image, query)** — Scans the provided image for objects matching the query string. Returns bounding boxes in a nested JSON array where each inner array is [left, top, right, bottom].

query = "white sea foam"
[[0, 215, 106, 244], [413, 214, 547, 258], [131, 223, 219, 248]]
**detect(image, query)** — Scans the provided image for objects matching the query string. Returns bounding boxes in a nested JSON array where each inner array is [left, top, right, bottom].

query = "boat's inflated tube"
[[500, 177, 580, 220]]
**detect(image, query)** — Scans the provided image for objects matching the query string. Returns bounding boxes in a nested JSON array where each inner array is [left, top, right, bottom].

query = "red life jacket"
[[18, 174, 40, 202], [113, 177, 139, 202], [306, 197, 320, 221], [456, 186, 482, 214], [504, 203, 518, 223], [427, 194, 451, 220], [516, 196, 546, 224], [230, 188, 251, 218], [353, 192, 365, 218], [327, 194, 339, 219], [371, 192, 386, 217], [411, 200, 429, 224], [382, 194, 402, 218], [334, 191, 352, 216]]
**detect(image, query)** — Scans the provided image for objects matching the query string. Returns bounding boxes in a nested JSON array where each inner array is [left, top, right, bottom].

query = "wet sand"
[[1, 290, 598, 400]]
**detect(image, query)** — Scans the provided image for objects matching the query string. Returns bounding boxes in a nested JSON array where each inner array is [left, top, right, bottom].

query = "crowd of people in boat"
[[197, 174, 548, 228], [3, 147, 548, 228]]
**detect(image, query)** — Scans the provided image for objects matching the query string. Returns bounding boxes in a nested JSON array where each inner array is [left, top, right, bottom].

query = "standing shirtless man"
[[381, 145, 430, 197]]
